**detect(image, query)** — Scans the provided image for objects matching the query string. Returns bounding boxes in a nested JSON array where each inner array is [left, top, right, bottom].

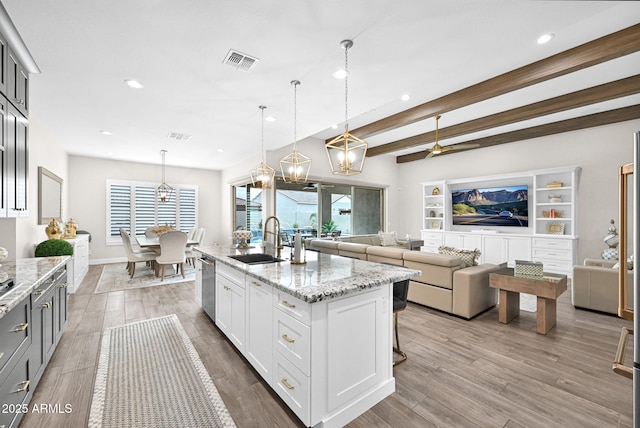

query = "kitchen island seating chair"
[[393, 279, 410, 366], [120, 228, 158, 278], [156, 230, 188, 281]]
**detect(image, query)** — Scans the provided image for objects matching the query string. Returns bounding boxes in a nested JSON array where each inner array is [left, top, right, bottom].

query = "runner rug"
[[94, 263, 195, 294], [88, 315, 236, 428]]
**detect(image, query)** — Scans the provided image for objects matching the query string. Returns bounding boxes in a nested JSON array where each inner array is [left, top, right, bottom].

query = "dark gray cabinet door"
[[7, 47, 28, 116], [5, 103, 27, 216], [0, 95, 6, 217]]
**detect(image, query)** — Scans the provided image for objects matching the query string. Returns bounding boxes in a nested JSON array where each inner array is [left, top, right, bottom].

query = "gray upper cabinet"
[[6, 102, 28, 216], [0, 32, 7, 96], [7, 47, 28, 116]]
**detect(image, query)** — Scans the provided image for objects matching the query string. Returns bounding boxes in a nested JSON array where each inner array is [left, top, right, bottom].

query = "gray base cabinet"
[[0, 263, 68, 428]]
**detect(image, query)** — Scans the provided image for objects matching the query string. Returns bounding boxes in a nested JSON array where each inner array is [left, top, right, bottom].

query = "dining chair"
[[156, 230, 188, 281], [187, 227, 197, 240], [186, 228, 205, 267], [120, 228, 157, 278]]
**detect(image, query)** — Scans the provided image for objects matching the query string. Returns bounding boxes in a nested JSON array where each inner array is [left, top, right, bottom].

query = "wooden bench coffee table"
[[489, 268, 567, 334]]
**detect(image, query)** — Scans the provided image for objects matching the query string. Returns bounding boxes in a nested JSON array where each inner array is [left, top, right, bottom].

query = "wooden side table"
[[489, 268, 567, 334]]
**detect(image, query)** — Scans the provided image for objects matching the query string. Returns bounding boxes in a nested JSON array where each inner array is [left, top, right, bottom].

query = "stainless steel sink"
[[228, 253, 284, 265]]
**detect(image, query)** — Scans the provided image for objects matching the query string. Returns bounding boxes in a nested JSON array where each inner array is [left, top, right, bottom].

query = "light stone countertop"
[[195, 245, 419, 303], [0, 256, 70, 320]]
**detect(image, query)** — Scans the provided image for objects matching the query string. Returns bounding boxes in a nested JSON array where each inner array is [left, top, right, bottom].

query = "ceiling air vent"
[[223, 49, 259, 72], [167, 132, 192, 142]]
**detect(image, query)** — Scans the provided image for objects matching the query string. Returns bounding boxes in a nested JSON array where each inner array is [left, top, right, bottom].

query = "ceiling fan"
[[425, 115, 480, 158]]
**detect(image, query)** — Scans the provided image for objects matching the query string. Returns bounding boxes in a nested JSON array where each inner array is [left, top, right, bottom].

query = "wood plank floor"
[[19, 264, 633, 428]]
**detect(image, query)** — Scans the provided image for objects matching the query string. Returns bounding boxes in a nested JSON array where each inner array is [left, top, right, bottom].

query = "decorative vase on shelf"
[[45, 218, 62, 240]]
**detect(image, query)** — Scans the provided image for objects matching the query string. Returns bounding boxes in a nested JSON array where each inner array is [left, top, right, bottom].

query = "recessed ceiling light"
[[100, 130, 112, 135], [401, 94, 410, 101], [333, 69, 348, 79], [537, 33, 555, 44], [124, 79, 144, 89], [265, 115, 276, 122], [331, 124, 338, 129]]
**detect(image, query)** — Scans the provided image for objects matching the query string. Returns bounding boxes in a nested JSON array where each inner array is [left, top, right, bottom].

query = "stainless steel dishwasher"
[[197, 255, 216, 320]]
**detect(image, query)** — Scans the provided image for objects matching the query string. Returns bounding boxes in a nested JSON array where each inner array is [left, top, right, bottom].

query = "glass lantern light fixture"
[[156, 149, 175, 203], [250, 105, 276, 189], [280, 80, 311, 183], [325, 39, 368, 175]]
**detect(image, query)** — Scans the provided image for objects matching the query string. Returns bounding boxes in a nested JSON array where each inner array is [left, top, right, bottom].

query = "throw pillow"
[[438, 245, 481, 267], [378, 231, 398, 246]]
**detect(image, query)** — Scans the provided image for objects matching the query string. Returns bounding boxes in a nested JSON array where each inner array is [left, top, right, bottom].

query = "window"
[[233, 182, 263, 241], [107, 180, 198, 245], [275, 179, 383, 238]]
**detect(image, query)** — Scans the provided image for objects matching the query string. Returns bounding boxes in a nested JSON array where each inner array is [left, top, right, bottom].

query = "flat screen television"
[[451, 185, 528, 227]]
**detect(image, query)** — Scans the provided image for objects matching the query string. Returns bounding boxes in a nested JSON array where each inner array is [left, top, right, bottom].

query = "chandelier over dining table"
[[156, 149, 175, 203]]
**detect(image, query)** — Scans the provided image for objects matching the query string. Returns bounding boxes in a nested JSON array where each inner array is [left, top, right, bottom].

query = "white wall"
[[0, 116, 68, 260], [68, 156, 222, 263], [397, 119, 640, 263]]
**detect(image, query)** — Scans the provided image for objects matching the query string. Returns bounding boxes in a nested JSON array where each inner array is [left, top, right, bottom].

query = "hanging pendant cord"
[[344, 45, 349, 132], [293, 82, 298, 151], [259, 105, 266, 161]]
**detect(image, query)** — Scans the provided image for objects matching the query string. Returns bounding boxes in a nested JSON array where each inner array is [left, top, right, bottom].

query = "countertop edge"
[[0, 256, 71, 320], [196, 247, 419, 304]]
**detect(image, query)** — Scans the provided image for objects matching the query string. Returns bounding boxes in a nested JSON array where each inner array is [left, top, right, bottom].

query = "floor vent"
[[167, 132, 192, 142], [222, 49, 259, 72]]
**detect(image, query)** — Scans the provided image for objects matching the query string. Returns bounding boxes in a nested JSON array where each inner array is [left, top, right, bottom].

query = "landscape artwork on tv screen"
[[451, 185, 528, 227]]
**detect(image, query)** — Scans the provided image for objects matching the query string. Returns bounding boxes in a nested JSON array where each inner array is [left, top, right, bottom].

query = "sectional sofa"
[[305, 235, 501, 319]]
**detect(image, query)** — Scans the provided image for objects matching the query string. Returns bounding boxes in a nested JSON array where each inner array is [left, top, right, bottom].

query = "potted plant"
[[322, 220, 339, 234], [35, 239, 74, 257]]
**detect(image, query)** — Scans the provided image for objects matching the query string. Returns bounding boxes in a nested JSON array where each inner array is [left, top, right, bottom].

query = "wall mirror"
[[38, 166, 63, 225]]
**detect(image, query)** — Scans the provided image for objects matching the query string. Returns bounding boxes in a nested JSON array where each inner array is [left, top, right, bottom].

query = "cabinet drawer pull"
[[14, 380, 29, 393], [42, 302, 51, 309], [0, 352, 4, 360], [251, 281, 261, 287], [282, 334, 295, 343], [60, 282, 68, 289], [35, 289, 45, 295], [16, 99, 25, 106], [281, 378, 295, 390], [13, 323, 28, 332], [281, 300, 296, 309]]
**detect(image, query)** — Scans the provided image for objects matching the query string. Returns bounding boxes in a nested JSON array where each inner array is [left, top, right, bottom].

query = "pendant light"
[[250, 105, 276, 189], [280, 80, 311, 183], [156, 149, 175, 203], [325, 39, 368, 175]]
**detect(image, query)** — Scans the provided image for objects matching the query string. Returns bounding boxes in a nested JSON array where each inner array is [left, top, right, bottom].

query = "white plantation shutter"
[[106, 180, 198, 245], [109, 184, 131, 238], [179, 188, 196, 232], [135, 186, 156, 235]]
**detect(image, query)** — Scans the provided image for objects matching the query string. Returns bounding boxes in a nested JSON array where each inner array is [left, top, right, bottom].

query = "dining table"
[[135, 235, 200, 277], [136, 236, 200, 250]]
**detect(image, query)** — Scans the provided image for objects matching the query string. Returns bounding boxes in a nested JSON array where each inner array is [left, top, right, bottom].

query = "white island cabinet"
[[199, 247, 419, 428]]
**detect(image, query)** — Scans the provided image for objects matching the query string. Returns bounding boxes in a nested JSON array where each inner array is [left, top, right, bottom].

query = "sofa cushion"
[[313, 240, 340, 250], [366, 246, 406, 265], [342, 234, 381, 245], [403, 251, 466, 268], [438, 245, 480, 267], [378, 231, 398, 246], [337, 242, 369, 253]]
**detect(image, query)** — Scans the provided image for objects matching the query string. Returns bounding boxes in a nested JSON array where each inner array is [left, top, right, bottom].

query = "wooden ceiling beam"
[[326, 23, 640, 143], [367, 74, 640, 156], [396, 105, 640, 164]]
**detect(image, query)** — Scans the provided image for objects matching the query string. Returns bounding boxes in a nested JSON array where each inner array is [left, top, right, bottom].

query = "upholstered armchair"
[[572, 258, 632, 315]]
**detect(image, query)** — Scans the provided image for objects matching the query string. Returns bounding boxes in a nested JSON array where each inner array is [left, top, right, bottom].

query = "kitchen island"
[[195, 245, 419, 428]]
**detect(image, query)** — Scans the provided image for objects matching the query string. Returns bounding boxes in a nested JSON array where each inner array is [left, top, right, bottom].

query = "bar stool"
[[393, 279, 410, 366]]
